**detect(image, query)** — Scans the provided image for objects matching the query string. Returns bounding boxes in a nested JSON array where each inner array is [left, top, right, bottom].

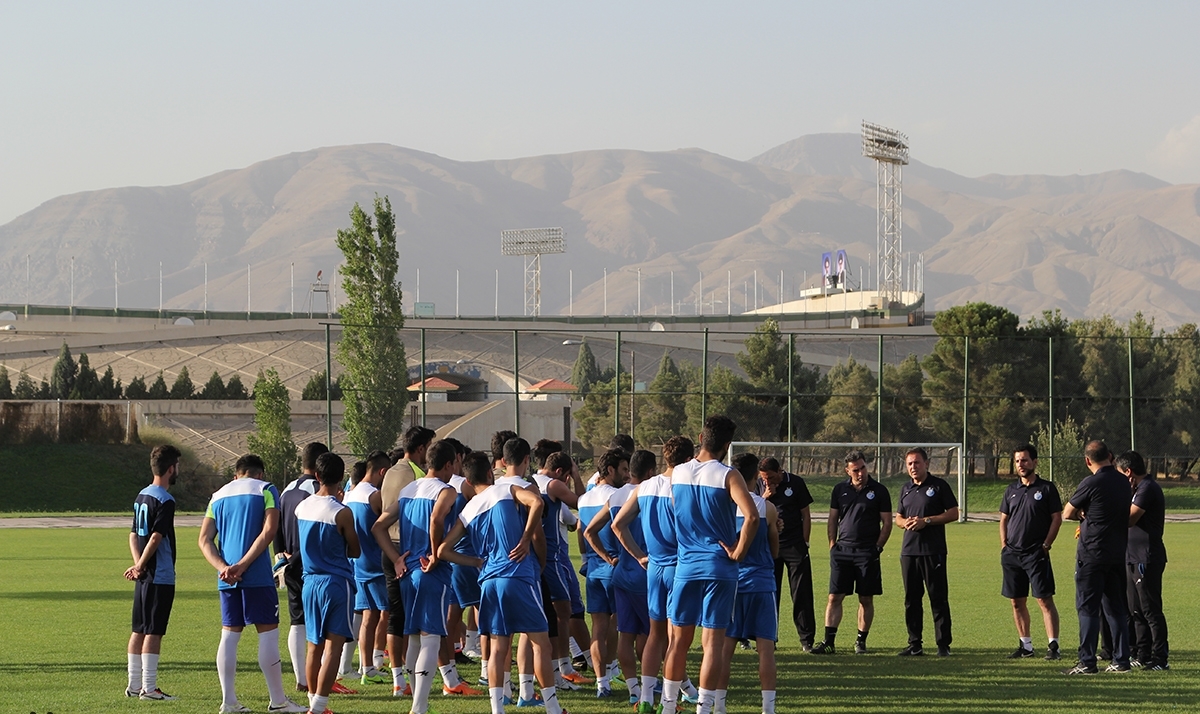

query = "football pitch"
[[2, 523, 1199, 714]]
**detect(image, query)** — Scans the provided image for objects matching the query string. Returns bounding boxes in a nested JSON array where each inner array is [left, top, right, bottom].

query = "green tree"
[[199, 371, 227, 400], [247, 368, 298, 486], [97, 366, 122, 399], [147, 373, 170, 400], [881, 354, 928, 442], [0, 366, 11, 399], [301, 371, 344, 400], [335, 196, 409, 456], [225, 374, 250, 400], [69, 353, 100, 399], [735, 318, 824, 440], [36, 378, 51, 400], [14, 369, 37, 399], [634, 351, 688, 447], [125, 375, 149, 399], [1033, 415, 1089, 497], [570, 341, 601, 396], [169, 366, 196, 400], [818, 358, 876, 442], [49, 342, 77, 399]]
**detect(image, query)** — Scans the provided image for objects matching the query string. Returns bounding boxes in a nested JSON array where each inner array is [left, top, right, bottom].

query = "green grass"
[[3, 525, 1200, 713]]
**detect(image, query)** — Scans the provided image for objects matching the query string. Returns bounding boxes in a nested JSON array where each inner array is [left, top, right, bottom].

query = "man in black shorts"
[[1118, 450, 1169, 670], [999, 443, 1063, 660], [895, 447, 959, 657], [812, 450, 891, 655], [125, 444, 182, 700], [275, 442, 328, 692], [759, 457, 816, 651]]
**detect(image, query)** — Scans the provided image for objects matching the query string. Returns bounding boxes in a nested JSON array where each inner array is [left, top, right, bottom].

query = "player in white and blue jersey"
[[125, 444, 181, 701], [437, 438, 479, 695], [537, 450, 590, 688], [295, 452, 361, 714], [724, 453, 781, 714], [578, 449, 630, 698], [345, 450, 394, 685], [199, 454, 305, 714], [660, 416, 759, 714], [439, 445, 571, 714]]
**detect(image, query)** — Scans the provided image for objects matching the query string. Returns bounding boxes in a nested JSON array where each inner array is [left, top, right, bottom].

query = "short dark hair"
[[732, 452, 759, 481], [301, 442, 329, 471], [350, 460, 367, 486], [491, 430, 518, 463], [403, 426, 436, 454], [235, 454, 266, 477], [662, 436, 695, 467], [428, 439, 458, 471], [365, 449, 391, 475], [546, 451, 573, 474], [1014, 443, 1038, 461], [598, 449, 628, 480], [844, 449, 867, 465], [315, 452, 345, 487], [150, 444, 182, 477], [1115, 450, 1147, 477], [388, 448, 405, 466], [442, 437, 468, 456], [630, 450, 658, 481], [905, 447, 929, 462], [609, 434, 635, 453], [759, 456, 782, 473], [503, 437, 531, 468], [1085, 440, 1111, 463], [462, 451, 493, 486], [533, 439, 563, 467], [700, 415, 737, 454]]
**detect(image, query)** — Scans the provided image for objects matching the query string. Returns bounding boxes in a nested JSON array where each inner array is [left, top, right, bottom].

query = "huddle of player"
[[126, 413, 777, 714]]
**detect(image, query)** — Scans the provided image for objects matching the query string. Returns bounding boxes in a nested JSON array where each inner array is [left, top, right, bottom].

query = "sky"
[[2, 1, 1198, 225]]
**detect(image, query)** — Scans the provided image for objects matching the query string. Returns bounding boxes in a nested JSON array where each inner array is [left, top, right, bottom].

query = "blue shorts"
[[585, 577, 615, 615], [400, 570, 450, 637], [559, 560, 584, 616], [727, 590, 777, 642], [615, 587, 651, 635], [543, 561, 571, 603], [667, 578, 736, 630], [479, 578, 548, 637], [219, 586, 279, 628], [452, 564, 482, 609], [355, 575, 389, 612], [303, 575, 356, 644], [647, 561, 675, 622]]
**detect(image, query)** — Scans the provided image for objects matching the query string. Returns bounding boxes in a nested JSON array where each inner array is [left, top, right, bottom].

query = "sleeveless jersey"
[[295, 494, 354, 581], [637, 474, 677, 566], [577, 483, 619, 580], [344, 482, 383, 581], [459, 484, 540, 584], [132, 484, 176, 585], [609, 483, 647, 593], [736, 493, 774, 593], [205, 478, 280, 590], [532, 474, 563, 568], [397, 478, 457, 584], [671, 459, 737, 581], [449, 475, 476, 556]]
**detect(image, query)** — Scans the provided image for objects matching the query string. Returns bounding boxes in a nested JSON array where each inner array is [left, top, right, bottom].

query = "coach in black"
[[1062, 440, 1132, 674], [1117, 450, 1169, 670], [812, 450, 892, 655], [759, 457, 816, 650], [999, 443, 1063, 660], [894, 447, 958, 657]]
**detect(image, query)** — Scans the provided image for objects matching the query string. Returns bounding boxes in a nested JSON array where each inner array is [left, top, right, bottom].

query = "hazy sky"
[[2, 1, 1198, 225]]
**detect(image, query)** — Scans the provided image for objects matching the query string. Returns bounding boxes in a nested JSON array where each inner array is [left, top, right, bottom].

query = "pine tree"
[[49, 342, 78, 399], [634, 351, 687, 447], [70, 353, 100, 399], [14, 369, 37, 399], [0, 365, 12, 399], [169, 366, 196, 399], [225, 374, 249, 399], [570, 341, 601, 396], [36, 378, 51, 399], [125, 375, 149, 399], [199, 371, 226, 400], [98, 366, 122, 399], [147, 373, 170, 399], [247, 368, 298, 486]]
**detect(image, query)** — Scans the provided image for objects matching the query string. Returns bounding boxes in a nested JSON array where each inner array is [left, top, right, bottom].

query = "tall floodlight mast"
[[501, 227, 566, 316], [861, 121, 909, 307]]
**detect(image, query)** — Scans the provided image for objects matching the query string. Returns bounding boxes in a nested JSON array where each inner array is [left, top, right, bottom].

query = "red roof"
[[527, 378, 576, 393], [408, 376, 459, 391]]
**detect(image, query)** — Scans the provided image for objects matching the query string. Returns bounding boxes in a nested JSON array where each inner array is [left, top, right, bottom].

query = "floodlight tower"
[[861, 121, 909, 307], [501, 227, 566, 316]]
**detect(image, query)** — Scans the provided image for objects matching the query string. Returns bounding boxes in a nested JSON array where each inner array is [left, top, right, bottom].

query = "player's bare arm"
[[766, 502, 781, 560], [371, 502, 409, 577], [423, 487, 456, 572], [584, 506, 617, 567], [878, 511, 893, 549], [510, 484, 545, 561], [126, 531, 163, 581], [722, 469, 760, 562], [437, 521, 484, 568], [612, 485, 648, 568], [335, 506, 361, 560], [227, 507, 278, 581], [827, 508, 838, 549]]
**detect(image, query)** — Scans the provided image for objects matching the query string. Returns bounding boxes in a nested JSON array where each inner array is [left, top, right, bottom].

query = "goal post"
[[728, 441, 968, 522]]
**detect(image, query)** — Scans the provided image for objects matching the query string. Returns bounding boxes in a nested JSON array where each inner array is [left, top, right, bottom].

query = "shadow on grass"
[[0, 589, 211, 601]]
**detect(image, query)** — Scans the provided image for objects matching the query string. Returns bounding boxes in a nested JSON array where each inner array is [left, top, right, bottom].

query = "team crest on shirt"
[[784, 488, 793, 497], [1034, 491, 1043, 501], [926, 487, 936, 497], [866, 491, 876, 500]]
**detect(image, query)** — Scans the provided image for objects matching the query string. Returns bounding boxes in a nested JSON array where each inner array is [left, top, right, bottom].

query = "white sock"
[[311, 694, 329, 713], [503, 671, 513, 699], [374, 649, 388, 669], [466, 629, 481, 653], [762, 689, 776, 714], [1019, 636, 1033, 649], [141, 653, 160, 693], [542, 686, 562, 714], [489, 686, 505, 714], [480, 659, 489, 680], [698, 687, 716, 714], [340, 637, 356, 674], [640, 675, 657, 704], [560, 656, 577, 676], [287, 625, 307, 686], [440, 663, 461, 688], [661, 679, 681, 714], [597, 674, 610, 690], [714, 688, 727, 714], [682, 677, 698, 698], [413, 634, 439, 713], [568, 637, 583, 658], [259, 630, 288, 705], [608, 660, 619, 679], [217, 630, 241, 707], [1050, 637, 1059, 646], [519, 673, 537, 701], [392, 661, 406, 689], [127, 653, 142, 692], [629, 680, 642, 700]]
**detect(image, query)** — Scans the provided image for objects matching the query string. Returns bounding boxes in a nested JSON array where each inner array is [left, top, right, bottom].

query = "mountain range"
[[2, 133, 1199, 325]]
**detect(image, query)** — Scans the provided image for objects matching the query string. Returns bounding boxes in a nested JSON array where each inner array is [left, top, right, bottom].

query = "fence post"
[[876, 334, 884, 467], [614, 331, 622, 437], [701, 329, 709, 425], [420, 327, 427, 427], [513, 330, 520, 434], [962, 335, 970, 486], [787, 333, 795, 442], [1128, 336, 1136, 450], [1048, 336, 1054, 483], [325, 323, 333, 448]]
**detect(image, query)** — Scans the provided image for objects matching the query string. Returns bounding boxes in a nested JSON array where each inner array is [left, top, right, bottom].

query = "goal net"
[[727, 442, 968, 521]]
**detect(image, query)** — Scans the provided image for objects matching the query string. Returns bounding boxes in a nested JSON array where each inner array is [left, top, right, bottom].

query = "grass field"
[[3, 524, 1200, 713]]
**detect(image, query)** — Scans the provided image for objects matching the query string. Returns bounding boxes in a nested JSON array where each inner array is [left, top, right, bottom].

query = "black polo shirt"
[[767, 471, 814, 550], [830, 477, 891, 549], [897, 475, 958, 556], [1068, 465, 1131, 565], [1128, 477, 1167, 565], [276, 474, 318, 557], [999, 476, 1062, 554]]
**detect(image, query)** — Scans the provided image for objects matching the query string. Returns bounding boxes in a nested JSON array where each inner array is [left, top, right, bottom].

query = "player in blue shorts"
[[199, 454, 306, 714], [439, 451, 572, 714], [577, 449, 629, 697], [533, 448, 587, 691], [724, 453, 780, 714], [345, 450, 394, 684], [455, 452, 494, 678], [661, 416, 759, 714], [125, 444, 181, 701], [295, 453, 361, 714]]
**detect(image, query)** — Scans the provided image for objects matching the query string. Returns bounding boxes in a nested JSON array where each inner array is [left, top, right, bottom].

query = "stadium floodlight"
[[862, 121, 909, 308], [501, 227, 565, 317]]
